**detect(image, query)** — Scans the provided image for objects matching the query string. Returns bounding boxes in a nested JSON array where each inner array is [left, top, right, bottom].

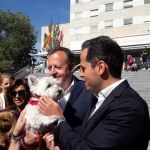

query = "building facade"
[[41, 0, 150, 57]]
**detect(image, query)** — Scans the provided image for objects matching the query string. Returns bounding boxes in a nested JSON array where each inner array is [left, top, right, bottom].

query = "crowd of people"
[[123, 50, 150, 71], [0, 36, 149, 150]]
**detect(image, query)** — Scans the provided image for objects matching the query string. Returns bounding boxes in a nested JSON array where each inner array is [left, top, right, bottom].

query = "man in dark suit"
[[39, 36, 150, 150], [39, 47, 93, 132], [17, 47, 93, 148]]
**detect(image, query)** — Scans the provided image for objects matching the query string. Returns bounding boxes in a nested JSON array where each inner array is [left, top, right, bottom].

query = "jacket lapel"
[[93, 80, 129, 116], [80, 80, 130, 135], [64, 77, 83, 114]]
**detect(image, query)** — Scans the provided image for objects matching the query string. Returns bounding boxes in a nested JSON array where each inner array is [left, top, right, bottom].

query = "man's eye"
[[56, 66, 62, 69], [80, 67, 85, 72], [48, 66, 52, 70]]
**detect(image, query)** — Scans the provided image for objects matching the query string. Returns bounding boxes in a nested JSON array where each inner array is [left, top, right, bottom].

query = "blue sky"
[[0, 0, 70, 50]]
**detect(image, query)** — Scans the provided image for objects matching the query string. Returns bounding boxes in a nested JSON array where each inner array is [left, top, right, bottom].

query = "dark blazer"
[[63, 76, 93, 132], [55, 80, 150, 150]]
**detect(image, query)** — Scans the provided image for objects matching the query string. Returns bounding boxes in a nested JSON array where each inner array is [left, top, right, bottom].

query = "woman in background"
[[8, 78, 32, 117], [0, 73, 14, 110]]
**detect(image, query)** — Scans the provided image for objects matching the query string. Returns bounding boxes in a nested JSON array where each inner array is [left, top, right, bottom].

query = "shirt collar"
[[64, 78, 75, 94], [97, 79, 125, 100]]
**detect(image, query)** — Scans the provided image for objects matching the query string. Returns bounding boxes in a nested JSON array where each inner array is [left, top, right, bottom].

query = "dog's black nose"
[[58, 90, 62, 96]]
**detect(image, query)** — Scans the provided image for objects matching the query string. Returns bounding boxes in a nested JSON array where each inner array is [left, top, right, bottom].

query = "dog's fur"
[[25, 75, 64, 134], [0, 110, 17, 149]]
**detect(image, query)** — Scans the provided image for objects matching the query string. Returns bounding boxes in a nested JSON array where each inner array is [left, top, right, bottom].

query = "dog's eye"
[[47, 84, 51, 88]]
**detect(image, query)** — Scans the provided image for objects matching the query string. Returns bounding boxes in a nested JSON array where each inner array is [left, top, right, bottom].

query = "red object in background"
[[59, 30, 63, 46]]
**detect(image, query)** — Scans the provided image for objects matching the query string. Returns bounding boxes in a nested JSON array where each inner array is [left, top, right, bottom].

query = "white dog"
[[25, 75, 64, 134]]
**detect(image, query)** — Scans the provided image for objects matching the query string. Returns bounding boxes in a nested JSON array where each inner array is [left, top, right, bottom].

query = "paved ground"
[[122, 70, 150, 112], [122, 70, 150, 150]]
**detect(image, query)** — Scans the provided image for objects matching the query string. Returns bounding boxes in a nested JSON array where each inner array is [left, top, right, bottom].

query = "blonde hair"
[[0, 73, 14, 85]]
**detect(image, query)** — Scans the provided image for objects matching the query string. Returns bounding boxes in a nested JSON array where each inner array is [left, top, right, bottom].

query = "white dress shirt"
[[58, 80, 75, 112], [0, 93, 5, 110], [90, 79, 125, 117]]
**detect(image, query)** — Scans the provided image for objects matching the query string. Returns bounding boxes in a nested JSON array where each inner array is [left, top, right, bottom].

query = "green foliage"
[[0, 9, 37, 73], [0, 60, 13, 72]]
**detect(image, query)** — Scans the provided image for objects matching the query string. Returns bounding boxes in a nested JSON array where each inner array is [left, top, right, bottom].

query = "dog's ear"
[[27, 75, 39, 87]]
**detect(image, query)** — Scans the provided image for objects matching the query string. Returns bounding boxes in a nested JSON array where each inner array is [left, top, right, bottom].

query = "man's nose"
[[80, 71, 85, 80], [80, 70, 83, 78]]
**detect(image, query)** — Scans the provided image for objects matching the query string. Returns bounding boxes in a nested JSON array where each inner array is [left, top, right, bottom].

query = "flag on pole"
[[59, 30, 63, 46]]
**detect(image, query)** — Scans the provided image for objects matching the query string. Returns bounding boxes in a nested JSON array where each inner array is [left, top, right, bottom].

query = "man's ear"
[[96, 60, 106, 75]]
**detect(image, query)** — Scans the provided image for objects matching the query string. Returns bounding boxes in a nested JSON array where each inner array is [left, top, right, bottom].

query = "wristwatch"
[[57, 116, 65, 127], [11, 134, 22, 141]]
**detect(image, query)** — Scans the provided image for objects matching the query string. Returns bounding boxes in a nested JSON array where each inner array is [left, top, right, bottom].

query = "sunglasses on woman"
[[10, 90, 26, 97]]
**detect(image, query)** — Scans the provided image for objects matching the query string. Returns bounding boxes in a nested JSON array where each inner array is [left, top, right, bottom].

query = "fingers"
[[38, 96, 63, 116], [55, 146, 60, 150], [38, 97, 49, 108], [43, 133, 55, 150], [43, 133, 54, 141], [43, 133, 60, 150], [38, 101, 46, 112], [38, 97, 54, 114]]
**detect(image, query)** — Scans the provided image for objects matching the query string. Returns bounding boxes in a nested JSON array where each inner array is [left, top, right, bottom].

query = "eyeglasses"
[[10, 90, 26, 97]]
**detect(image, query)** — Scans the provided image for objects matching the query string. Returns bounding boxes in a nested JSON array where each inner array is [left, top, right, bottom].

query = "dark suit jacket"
[[63, 76, 93, 132], [55, 80, 150, 150]]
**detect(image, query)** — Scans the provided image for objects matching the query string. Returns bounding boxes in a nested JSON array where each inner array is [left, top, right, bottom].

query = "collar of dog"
[[28, 96, 41, 105]]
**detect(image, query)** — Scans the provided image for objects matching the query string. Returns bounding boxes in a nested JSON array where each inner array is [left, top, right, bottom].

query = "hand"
[[13, 110, 26, 136], [24, 129, 37, 145], [38, 96, 63, 117], [43, 133, 60, 150]]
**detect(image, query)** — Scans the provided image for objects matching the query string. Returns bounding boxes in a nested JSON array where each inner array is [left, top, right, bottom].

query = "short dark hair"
[[8, 78, 32, 105], [47, 47, 75, 69], [81, 36, 123, 78]]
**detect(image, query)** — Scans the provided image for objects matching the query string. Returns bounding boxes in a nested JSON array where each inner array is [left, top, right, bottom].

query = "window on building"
[[144, 16, 150, 22], [90, 9, 98, 17], [74, 27, 82, 35], [124, 18, 133, 25], [90, 25, 98, 33], [144, 0, 150, 4], [75, 0, 82, 3], [75, 12, 82, 19], [105, 3, 113, 12], [124, 0, 133, 8], [105, 20, 113, 28]]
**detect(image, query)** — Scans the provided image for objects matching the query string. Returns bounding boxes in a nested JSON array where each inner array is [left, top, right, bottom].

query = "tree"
[[0, 9, 37, 73]]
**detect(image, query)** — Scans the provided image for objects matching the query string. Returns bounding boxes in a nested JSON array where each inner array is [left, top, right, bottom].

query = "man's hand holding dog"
[[43, 133, 60, 150], [38, 96, 63, 117]]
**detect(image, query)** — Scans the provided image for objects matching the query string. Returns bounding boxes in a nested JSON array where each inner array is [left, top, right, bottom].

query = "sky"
[[0, 0, 70, 51]]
